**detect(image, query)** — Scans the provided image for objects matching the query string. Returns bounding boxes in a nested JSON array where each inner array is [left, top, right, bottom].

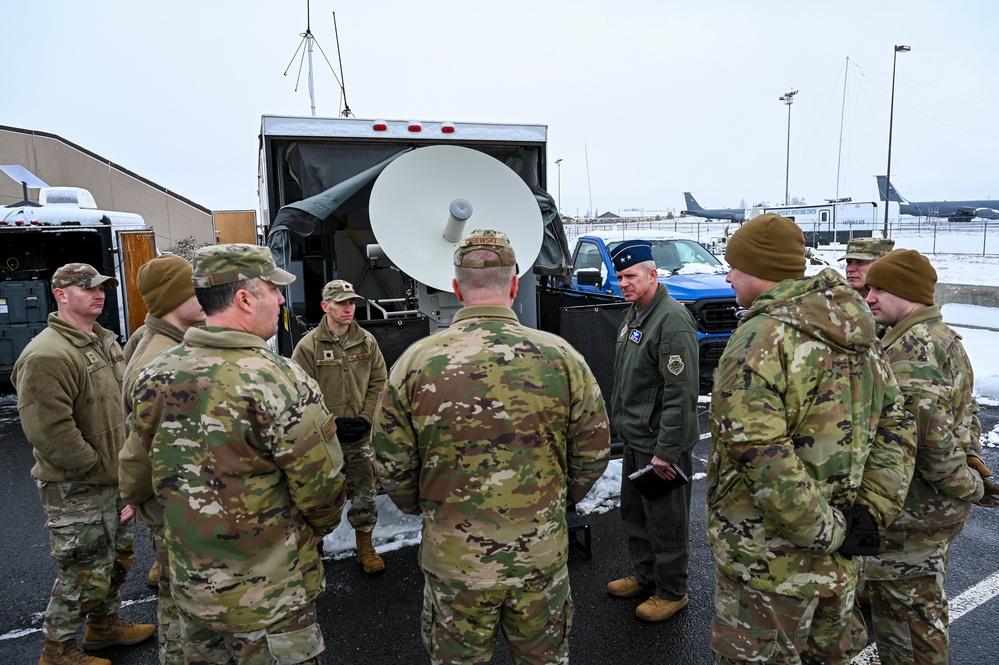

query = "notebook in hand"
[[627, 463, 690, 500]]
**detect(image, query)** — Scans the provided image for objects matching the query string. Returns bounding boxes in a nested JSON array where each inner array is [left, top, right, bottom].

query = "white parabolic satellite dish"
[[369, 145, 544, 292]]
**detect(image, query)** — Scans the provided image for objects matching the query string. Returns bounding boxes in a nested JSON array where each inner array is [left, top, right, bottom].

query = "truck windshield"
[[607, 239, 725, 275]]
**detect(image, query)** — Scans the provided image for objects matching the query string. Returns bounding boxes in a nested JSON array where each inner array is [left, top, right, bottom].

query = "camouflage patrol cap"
[[192, 243, 295, 287], [322, 279, 363, 302], [50, 263, 118, 291], [454, 229, 517, 268], [840, 237, 895, 261]]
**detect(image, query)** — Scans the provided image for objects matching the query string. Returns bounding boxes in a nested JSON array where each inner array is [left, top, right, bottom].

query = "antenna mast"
[[283, 2, 351, 116], [333, 12, 352, 117]]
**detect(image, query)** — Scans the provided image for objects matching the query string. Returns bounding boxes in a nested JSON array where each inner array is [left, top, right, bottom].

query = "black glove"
[[335, 417, 370, 444], [838, 504, 881, 558], [977, 478, 999, 508]]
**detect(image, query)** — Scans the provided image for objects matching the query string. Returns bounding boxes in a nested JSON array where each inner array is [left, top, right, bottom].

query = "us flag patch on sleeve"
[[321, 414, 337, 441]]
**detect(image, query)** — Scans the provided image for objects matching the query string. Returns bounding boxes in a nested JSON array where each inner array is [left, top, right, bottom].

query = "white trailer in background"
[[747, 200, 900, 246], [0, 179, 156, 381]]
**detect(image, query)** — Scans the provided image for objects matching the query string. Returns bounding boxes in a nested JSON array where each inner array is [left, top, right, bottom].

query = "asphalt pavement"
[[2, 394, 998, 664]]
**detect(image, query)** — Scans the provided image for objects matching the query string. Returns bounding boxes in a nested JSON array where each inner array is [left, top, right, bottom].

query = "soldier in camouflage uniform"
[[605, 239, 700, 623], [707, 215, 916, 664], [841, 236, 895, 298], [12, 263, 156, 665], [372, 229, 611, 665], [292, 279, 388, 574], [130, 244, 347, 665], [119, 253, 205, 664], [862, 249, 989, 664]]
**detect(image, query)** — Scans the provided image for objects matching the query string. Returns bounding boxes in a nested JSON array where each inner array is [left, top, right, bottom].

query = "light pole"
[[883, 45, 911, 238], [779, 89, 798, 205], [555, 158, 563, 214]]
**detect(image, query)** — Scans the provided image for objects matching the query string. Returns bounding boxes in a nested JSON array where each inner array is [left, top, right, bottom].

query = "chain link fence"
[[563, 217, 999, 257]]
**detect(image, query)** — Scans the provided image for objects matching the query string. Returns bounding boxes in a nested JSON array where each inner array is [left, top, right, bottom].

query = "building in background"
[[0, 124, 216, 249]]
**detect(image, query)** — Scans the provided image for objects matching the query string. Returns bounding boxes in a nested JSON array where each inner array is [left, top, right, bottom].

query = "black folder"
[[627, 463, 690, 500]]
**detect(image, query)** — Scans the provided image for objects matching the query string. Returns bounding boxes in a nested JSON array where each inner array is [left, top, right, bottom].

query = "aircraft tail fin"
[[683, 192, 704, 211], [875, 176, 906, 203]]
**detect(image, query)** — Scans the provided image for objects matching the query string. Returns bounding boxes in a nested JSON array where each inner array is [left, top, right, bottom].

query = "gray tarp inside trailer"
[[266, 143, 571, 281]]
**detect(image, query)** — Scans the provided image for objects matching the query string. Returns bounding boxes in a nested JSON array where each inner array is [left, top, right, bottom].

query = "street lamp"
[[555, 158, 563, 214], [883, 44, 911, 238], [779, 89, 798, 205]]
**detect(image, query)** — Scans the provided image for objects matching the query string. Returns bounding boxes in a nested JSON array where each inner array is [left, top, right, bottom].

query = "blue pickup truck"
[[566, 230, 742, 392]]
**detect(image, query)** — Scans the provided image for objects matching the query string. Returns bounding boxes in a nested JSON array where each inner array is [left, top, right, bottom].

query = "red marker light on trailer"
[[372, 121, 388, 131], [441, 123, 455, 134], [408, 121, 422, 132]]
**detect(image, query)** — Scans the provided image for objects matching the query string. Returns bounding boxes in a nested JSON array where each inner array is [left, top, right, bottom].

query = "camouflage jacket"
[[12, 313, 126, 485], [875, 305, 983, 532], [372, 305, 610, 589], [708, 269, 915, 598], [291, 317, 387, 424], [119, 314, 185, 525], [131, 326, 346, 631], [610, 284, 700, 461]]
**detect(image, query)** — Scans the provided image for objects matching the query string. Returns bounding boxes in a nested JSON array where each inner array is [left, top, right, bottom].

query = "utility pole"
[[884, 45, 911, 238], [779, 89, 798, 205]]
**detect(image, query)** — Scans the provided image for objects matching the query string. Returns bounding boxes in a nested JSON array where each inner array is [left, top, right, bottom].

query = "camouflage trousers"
[[863, 527, 960, 665], [36, 480, 134, 642], [710, 568, 867, 664], [620, 445, 692, 599], [150, 526, 184, 665], [421, 567, 573, 665], [342, 438, 379, 533], [177, 603, 324, 665]]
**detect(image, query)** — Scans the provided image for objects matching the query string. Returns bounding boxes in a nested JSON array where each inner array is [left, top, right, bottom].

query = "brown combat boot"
[[81, 613, 156, 650], [635, 595, 689, 622], [147, 561, 159, 588], [39, 639, 110, 665], [607, 576, 652, 598], [355, 530, 385, 574]]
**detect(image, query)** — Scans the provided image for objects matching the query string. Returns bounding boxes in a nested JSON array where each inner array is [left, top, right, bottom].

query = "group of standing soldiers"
[[11, 215, 999, 665]]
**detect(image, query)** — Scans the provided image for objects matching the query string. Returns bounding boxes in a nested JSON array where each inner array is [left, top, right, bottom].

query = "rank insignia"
[[628, 329, 643, 344]]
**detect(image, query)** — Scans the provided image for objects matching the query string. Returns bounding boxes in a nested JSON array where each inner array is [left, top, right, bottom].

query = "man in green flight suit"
[[605, 239, 701, 623]]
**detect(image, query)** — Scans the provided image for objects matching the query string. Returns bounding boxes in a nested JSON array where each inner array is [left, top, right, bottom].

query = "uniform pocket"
[[265, 621, 325, 664], [46, 510, 108, 562], [710, 622, 778, 662]]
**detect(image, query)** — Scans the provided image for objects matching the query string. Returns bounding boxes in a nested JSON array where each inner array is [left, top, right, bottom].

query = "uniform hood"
[[742, 268, 875, 353]]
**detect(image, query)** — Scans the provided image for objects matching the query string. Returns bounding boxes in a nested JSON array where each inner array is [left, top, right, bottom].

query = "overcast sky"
[[6, 1, 998, 218]]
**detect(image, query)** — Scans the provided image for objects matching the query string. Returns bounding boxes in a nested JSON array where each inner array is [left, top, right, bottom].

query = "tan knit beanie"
[[137, 254, 196, 317], [864, 249, 937, 305], [724, 213, 806, 282]]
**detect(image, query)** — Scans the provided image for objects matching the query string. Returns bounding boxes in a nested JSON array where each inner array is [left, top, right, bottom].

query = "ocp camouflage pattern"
[[861, 307, 981, 665], [131, 326, 346, 632], [866, 305, 984, 556], [372, 304, 610, 589], [708, 268, 916, 599]]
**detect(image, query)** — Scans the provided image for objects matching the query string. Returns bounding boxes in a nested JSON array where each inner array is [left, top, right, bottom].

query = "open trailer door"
[[118, 229, 157, 335]]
